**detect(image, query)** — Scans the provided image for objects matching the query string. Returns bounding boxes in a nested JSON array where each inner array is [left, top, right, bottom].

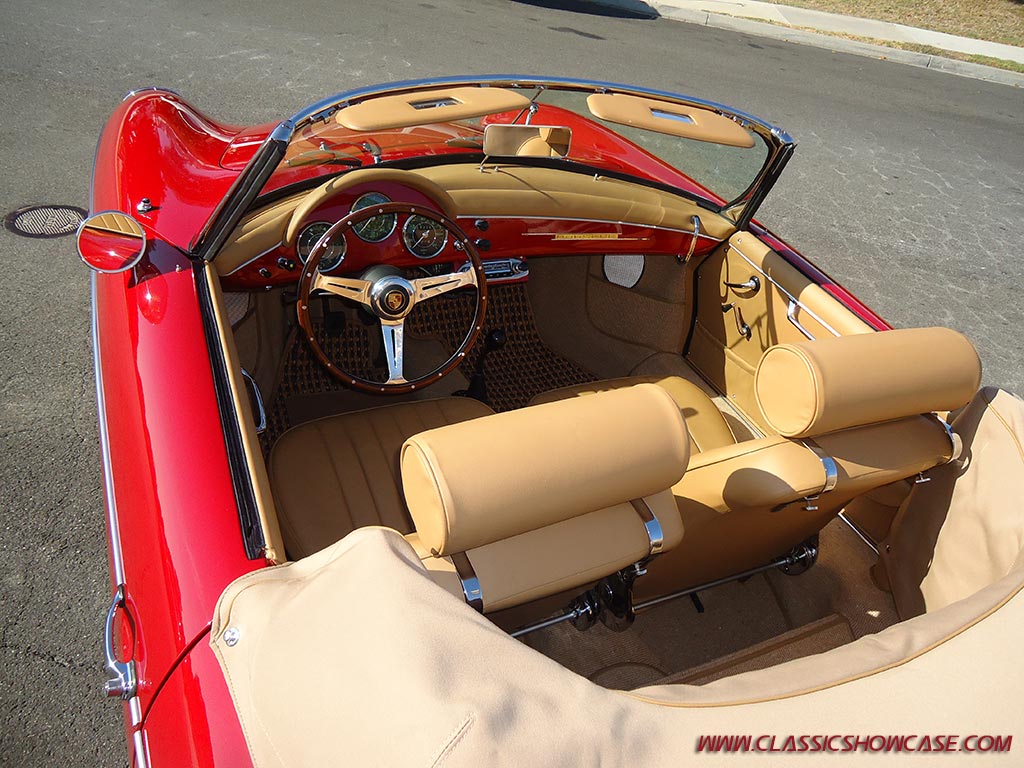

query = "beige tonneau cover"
[[213, 514, 1024, 765]]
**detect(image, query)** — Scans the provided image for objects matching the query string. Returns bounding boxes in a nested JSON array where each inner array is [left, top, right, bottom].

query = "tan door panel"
[[688, 231, 873, 430]]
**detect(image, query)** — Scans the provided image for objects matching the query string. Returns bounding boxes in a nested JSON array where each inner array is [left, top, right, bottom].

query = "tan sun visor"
[[587, 93, 755, 148], [336, 87, 531, 131]]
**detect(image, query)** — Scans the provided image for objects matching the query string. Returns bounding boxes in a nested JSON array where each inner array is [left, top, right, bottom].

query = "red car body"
[[89, 82, 890, 767]]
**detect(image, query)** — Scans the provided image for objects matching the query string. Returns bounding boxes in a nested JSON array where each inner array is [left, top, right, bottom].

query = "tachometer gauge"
[[402, 215, 448, 259], [350, 192, 397, 243], [296, 221, 346, 271]]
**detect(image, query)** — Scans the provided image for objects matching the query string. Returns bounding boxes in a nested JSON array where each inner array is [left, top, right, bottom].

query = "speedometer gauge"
[[296, 222, 346, 271], [402, 215, 448, 259], [350, 192, 397, 243]]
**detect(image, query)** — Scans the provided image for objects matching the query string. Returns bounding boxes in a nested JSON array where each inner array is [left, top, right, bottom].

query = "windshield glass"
[[255, 83, 774, 217]]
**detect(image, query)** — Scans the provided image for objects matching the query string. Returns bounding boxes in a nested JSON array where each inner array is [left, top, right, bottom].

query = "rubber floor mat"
[[261, 284, 596, 453], [408, 284, 597, 412]]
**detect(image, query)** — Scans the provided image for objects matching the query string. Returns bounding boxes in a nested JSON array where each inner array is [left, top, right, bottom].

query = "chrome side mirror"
[[76, 211, 147, 273]]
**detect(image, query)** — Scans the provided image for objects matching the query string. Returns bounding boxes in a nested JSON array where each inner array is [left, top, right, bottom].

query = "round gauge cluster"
[[296, 221, 346, 271], [402, 215, 448, 259], [295, 192, 451, 274], [351, 192, 397, 243]]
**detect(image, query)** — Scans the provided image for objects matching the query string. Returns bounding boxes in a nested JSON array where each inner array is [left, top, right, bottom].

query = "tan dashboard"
[[214, 165, 736, 280]]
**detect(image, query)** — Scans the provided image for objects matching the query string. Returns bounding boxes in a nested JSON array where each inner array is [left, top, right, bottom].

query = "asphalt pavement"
[[0, 0, 1021, 765], [597, 0, 1024, 67]]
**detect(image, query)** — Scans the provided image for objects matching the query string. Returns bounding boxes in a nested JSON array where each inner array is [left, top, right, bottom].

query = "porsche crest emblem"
[[384, 289, 407, 312]]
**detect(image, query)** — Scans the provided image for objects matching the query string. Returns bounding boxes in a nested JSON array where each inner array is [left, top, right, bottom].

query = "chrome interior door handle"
[[724, 276, 760, 293]]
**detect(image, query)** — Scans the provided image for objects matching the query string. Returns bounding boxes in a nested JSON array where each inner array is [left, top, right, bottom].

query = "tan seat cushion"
[[269, 397, 493, 559], [528, 375, 735, 454]]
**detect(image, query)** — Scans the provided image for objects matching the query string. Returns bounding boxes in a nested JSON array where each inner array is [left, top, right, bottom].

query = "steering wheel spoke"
[[412, 269, 478, 302], [380, 320, 407, 385], [312, 272, 373, 308]]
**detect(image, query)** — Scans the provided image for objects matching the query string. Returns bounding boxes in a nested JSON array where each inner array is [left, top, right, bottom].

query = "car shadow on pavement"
[[511, 0, 658, 20]]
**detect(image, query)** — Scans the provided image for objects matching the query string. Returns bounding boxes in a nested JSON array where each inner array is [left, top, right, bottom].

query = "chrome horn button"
[[369, 275, 415, 319]]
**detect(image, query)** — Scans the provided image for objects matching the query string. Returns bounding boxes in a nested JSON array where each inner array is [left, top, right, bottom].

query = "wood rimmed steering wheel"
[[296, 202, 487, 394]]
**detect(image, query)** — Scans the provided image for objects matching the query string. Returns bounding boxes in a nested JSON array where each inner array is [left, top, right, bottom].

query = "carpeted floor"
[[521, 517, 896, 690]]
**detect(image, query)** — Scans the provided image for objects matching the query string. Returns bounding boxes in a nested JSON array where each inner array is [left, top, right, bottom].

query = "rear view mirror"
[[482, 125, 572, 158], [77, 211, 147, 273]]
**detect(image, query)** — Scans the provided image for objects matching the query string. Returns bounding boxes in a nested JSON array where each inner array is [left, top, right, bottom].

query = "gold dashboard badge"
[[553, 233, 621, 241]]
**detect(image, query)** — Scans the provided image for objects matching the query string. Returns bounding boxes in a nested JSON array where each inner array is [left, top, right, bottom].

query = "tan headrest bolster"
[[402, 384, 690, 556], [754, 327, 981, 438]]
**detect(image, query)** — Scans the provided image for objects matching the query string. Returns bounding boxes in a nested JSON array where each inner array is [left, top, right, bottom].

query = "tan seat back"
[[639, 328, 980, 599], [400, 384, 690, 613]]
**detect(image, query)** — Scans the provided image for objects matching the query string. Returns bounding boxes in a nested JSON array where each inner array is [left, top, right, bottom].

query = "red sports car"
[[82, 77, 1024, 767]]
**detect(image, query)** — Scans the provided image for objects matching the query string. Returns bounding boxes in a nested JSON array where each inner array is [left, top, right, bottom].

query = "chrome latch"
[[914, 472, 932, 485], [103, 585, 137, 700], [722, 302, 752, 340], [803, 494, 820, 512]]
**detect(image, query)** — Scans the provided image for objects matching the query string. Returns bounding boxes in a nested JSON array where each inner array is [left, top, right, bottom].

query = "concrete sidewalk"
[[595, 0, 1024, 85]]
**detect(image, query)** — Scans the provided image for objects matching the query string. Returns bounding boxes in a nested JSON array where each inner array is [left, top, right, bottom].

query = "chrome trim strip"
[[787, 299, 815, 341], [837, 512, 881, 556], [129, 696, 143, 727], [222, 241, 285, 276], [94, 276, 141, 705], [730, 243, 841, 338], [92, 274, 125, 585], [457, 214, 721, 239], [133, 728, 150, 768]]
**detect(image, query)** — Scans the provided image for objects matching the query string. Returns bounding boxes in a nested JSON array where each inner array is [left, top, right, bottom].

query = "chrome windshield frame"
[[193, 75, 795, 261]]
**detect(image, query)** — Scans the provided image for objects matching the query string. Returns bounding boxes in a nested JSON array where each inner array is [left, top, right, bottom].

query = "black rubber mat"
[[261, 284, 596, 453], [407, 283, 597, 412]]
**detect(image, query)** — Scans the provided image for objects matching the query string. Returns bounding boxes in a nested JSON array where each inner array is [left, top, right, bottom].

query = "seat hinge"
[[451, 552, 483, 612], [800, 439, 839, 509], [629, 498, 664, 555]]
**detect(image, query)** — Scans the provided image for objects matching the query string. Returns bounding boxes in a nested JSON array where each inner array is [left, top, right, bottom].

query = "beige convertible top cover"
[[212, 524, 1024, 766]]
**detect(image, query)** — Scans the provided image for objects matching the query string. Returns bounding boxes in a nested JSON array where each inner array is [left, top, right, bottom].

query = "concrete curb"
[[593, 1, 1024, 88]]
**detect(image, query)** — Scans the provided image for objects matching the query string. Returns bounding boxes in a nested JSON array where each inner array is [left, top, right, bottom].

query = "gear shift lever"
[[457, 328, 506, 403]]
